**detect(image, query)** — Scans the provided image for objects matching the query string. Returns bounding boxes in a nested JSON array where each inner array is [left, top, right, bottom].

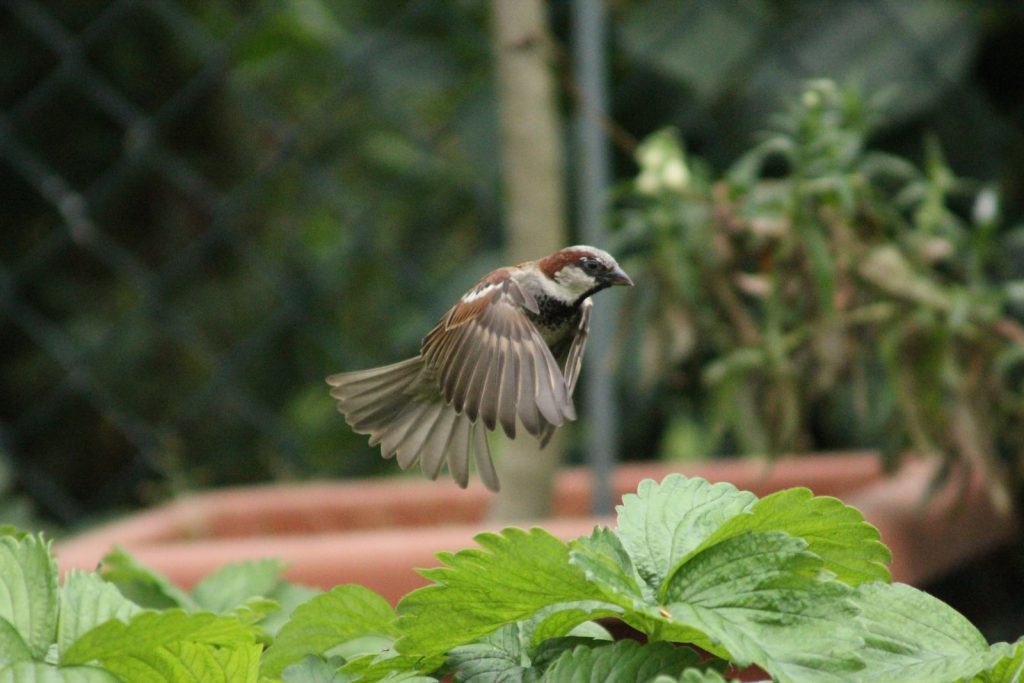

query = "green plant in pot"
[[2, 474, 1023, 681], [615, 80, 1024, 510]]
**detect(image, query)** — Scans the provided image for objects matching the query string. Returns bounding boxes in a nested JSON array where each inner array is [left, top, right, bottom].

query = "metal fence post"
[[572, 0, 618, 516]]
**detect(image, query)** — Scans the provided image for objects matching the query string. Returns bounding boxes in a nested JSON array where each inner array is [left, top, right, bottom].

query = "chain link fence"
[[1, 0, 504, 524], [2, 0, 1022, 526]]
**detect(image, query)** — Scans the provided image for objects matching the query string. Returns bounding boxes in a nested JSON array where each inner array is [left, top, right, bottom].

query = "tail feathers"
[[327, 357, 499, 491], [328, 358, 424, 437]]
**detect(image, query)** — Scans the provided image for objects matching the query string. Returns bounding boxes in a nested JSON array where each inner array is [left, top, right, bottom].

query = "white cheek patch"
[[554, 267, 597, 295]]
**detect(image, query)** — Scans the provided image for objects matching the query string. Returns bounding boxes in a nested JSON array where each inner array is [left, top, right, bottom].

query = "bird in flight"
[[327, 245, 632, 491]]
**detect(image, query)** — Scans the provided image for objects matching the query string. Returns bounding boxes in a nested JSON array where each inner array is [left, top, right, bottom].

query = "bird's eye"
[[579, 258, 603, 275]]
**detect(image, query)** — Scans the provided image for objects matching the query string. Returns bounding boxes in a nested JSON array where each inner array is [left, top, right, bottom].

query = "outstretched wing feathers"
[[496, 335, 518, 438], [476, 324, 502, 431], [396, 402, 443, 469], [419, 408, 456, 480], [472, 423, 499, 490], [422, 278, 579, 439], [328, 275, 591, 492]]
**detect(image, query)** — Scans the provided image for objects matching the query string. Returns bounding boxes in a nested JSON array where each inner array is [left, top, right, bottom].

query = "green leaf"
[[281, 655, 346, 683], [446, 629, 619, 683], [326, 634, 394, 661], [0, 618, 33, 665], [0, 534, 58, 658], [57, 571, 143, 658], [99, 549, 197, 611], [692, 488, 892, 585], [179, 641, 261, 682], [338, 651, 442, 682], [563, 620, 613, 641], [100, 641, 261, 683], [569, 527, 708, 647], [570, 527, 650, 607], [191, 559, 286, 614], [530, 636, 616, 672], [258, 582, 321, 638], [663, 531, 864, 681], [0, 528, 30, 542], [396, 528, 608, 657], [852, 582, 1006, 682], [229, 597, 281, 625], [375, 674, 438, 683], [542, 640, 701, 682], [616, 476, 756, 592], [961, 639, 1024, 683], [61, 610, 255, 667], [651, 671, 737, 683], [445, 623, 529, 682], [524, 609, 618, 651], [0, 662, 120, 683], [260, 585, 397, 678]]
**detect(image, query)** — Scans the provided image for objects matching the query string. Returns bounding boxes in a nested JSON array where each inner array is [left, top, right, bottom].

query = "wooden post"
[[487, 0, 568, 520]]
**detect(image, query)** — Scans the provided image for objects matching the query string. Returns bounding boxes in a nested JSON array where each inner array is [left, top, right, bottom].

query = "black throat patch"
[[530, 294, 581, 330]]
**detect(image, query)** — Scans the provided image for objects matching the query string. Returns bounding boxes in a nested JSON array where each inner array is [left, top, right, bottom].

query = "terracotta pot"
[[55, 451, 1016, 601]]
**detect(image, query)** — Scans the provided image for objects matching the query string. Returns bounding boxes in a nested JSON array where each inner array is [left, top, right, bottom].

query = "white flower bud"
[[973, 188, 999, 225], [661, 158, 689, 192]]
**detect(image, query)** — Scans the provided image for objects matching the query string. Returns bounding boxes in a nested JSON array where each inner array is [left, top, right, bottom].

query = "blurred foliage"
[[1, 0, 1023, 524], [608, 0, 1024, 210], [615, 80, 1024, 508], [1, 0, 505, 522], [0, 449, 50, 535]]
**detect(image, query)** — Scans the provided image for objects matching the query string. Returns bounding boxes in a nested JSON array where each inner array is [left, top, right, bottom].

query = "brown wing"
[[537, 298, 591, 447], [421, 277, 574, 439]]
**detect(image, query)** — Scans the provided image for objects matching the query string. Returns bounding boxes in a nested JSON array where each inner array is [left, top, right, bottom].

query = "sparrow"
[[326, 245, 632, 491]]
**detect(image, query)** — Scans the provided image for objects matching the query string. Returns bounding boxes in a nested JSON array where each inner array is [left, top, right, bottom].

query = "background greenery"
[[1, 0, 1022, 530]]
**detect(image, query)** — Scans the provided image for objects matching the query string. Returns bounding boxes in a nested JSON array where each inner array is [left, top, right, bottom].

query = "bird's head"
[[536, 245, 633, 304]]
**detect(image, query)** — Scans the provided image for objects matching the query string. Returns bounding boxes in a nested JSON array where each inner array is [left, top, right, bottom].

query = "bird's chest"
[[527, 296, 581, 347]]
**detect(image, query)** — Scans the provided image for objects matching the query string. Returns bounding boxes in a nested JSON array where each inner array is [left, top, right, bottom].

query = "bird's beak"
[[604, 265, 634, 288]]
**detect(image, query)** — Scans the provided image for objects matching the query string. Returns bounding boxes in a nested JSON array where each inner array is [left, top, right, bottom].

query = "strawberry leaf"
[[663, 531, 864, 681], [853, 582, 1008, 682], [260, 585, 397, 678], [95, 640, 261, 683], [651, 670, 738, 683], [0, 662, 120, 682], [99, 549, 196, 612], [60, 610, 256, 667], [523, 608, 617, 650], [0, 534, 58, 659], [338, 651, 442, 683], [281, 655, 346, 683], [258, 582, 321, 638], [0, 618, 32, 666], [570, 527, 650, 608], [686, 488, 891, 587], [57, 571, 142, 658], [616, 476, 756, 593], [960, 638, 1024, 683], [444, 623, 527, 682], [191, 559, 287, 614], [282, 655, 346, 683], [542, 639, 702, 682], [396, 528, 609, 657]]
